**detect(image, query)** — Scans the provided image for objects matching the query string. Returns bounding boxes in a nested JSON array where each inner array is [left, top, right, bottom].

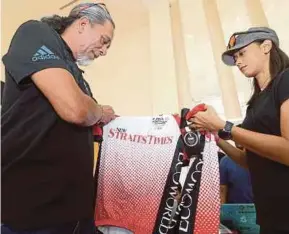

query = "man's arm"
[[2, 21, 114, 126], [220, 185, 228, 204], [32, 68, 110, 126], [217, 140, 248, 168], [219, 157, 229, 204]]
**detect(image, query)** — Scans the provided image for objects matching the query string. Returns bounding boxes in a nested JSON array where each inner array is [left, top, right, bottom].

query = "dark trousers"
[[1, 219, 97, 234]]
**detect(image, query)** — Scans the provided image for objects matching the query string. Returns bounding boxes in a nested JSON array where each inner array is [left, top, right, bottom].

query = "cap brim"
[[222, 39, 255, 66], [222, 52, 236, 66]]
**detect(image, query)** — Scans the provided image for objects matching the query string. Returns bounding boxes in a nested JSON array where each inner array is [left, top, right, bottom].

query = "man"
[[1, 81, 4, 103], [2, 3, 116, 234], [220, 155, 254, 204], [220, 127, 253, 204]]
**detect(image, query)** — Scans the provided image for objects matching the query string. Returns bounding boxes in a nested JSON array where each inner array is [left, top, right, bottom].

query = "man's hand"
[[99, 105, 116, 124]]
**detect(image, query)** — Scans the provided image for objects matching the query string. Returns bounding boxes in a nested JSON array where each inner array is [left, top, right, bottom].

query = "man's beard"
[[76, 55, 94, 67]]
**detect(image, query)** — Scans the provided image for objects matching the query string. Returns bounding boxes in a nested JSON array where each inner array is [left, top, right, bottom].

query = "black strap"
[[153, 127, 205, 234], [167, 155, 203, 234]]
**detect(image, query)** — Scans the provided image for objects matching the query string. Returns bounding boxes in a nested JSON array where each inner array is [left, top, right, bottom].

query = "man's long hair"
[[41, 3, 115, 34]]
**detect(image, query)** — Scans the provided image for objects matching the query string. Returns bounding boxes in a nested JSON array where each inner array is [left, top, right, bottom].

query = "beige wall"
[[1, 0, 289, 119]]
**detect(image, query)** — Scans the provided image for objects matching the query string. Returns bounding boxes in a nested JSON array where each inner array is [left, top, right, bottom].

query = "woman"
[[189, 27, 289, 234]]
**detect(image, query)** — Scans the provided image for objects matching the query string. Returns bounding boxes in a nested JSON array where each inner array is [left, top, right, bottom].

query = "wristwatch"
[[218, 121, 234, 140]]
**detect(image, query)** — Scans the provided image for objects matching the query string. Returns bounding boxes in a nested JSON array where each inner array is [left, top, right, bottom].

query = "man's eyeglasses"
[[227, 30, 269, 50]]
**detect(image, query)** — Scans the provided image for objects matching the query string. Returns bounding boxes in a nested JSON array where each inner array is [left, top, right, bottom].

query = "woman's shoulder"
[[271, 68, 289, 107], [271, 68, 289, 90], [275, 68, 289, 82]]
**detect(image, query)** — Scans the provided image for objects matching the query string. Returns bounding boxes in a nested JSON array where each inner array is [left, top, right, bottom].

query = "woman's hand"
[[189, 105, 226, 132]]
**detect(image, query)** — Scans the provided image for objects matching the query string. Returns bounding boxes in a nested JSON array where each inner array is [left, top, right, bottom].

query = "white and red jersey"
[[94, 115, 220, 234]]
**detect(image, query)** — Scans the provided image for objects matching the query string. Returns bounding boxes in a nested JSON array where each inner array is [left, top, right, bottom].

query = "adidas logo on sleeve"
[[32, 45, 60, 62]]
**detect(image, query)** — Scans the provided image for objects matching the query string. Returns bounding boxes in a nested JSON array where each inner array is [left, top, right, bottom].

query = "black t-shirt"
[[242, 69, 289, 230], [1, 20, 95, 230]]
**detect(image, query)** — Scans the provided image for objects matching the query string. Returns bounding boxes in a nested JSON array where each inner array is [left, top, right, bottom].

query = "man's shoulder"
[[220, 156, 231, 166], [20, 20, 42, 27], [17, 20, 55, 35], [9, 20, 64, 56], [220, 156, 239, 173]]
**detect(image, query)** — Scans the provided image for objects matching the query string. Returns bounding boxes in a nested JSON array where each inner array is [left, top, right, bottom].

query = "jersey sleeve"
[[277, 69, 289, 106], [219, 156, 229, 185], [2, 20, 69, 85]]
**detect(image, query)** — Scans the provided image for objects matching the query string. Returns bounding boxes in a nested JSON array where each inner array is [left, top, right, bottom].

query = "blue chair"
[[220, 204, 260, 234]]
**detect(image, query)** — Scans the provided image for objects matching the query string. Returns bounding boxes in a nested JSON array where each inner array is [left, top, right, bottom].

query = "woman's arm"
[[231, 99, 289, 166], [191, 100, 289, 166]]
